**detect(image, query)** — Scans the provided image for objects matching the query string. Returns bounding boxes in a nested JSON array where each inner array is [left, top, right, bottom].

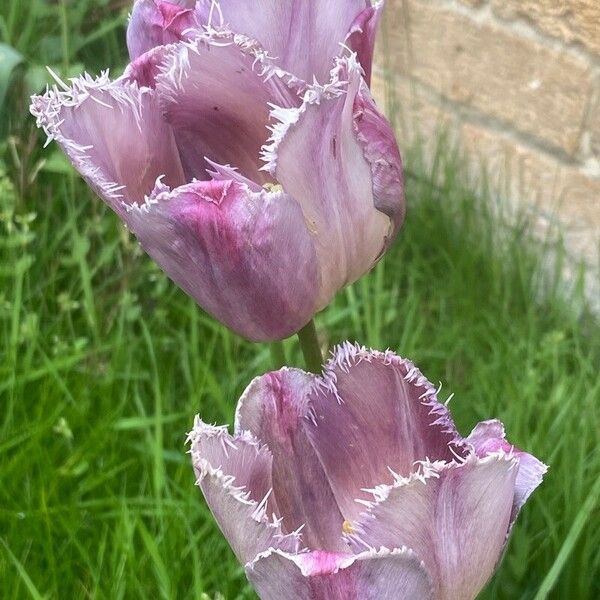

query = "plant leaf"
[[0, 43, 24, 109]]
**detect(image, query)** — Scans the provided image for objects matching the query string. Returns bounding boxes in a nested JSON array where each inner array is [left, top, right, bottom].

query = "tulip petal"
[[235, 369, 347, 551], [188, 419, 301, 564], [467, 420, 548, 522], [346, 455, 519, 600], [127, 0, 197, 60], [124, 179, 319, 341], [264, 57, 401, 308], [345, 3, 383, 86], [304, 343, 468, 522], [195, 0, 372, 84], [246, 547, 433, 600], [155, 33, 298, 183], [30, 74, 185, 218], [353, 83, 405, 243]]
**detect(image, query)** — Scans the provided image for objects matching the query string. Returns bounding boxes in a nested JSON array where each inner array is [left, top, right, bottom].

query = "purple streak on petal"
[[353, 82, 405, 246], [188, 419, 301, 564], [345, 3, 383, 86], [29, 74, 185, 217], [195, 0, 370, 84], [306, 343, 469, 522], [235, 369, 347, 550], [347, 455, 519, 600], [127, 0, 197, 60], [156, 34, 297, 183], [124, 180, 319, 341], [246, 547, 433, 600], [267, 57, 394, 309], [467, 420, 547, 523]]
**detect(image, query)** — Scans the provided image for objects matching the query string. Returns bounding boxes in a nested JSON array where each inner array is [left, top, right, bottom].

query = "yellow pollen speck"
[[342, 520, 354, 534], [263, 182, 283, 193]]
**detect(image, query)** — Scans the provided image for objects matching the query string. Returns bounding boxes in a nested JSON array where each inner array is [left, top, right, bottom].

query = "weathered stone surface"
[[588, 86, 600, 159], [371, 70, 457, 153], [492, 0, 600, 57], [459, 122, 600, 265], [381, 0, 593, 156], [374, 0, 599, 278]]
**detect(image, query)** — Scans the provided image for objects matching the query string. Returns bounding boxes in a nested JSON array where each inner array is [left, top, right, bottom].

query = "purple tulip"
[[127, 0, 383, 86], [30, 4, 403, 342], [188, 343, 546, 599]]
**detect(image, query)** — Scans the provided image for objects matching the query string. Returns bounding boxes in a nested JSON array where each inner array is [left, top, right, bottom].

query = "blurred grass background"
[[1, 1, 599, 598]]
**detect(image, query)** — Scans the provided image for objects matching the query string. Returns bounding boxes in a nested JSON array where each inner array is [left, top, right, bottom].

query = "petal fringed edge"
[[123, 179, 320, 341], [345, 1, 384, 86], [345, 454, 519, 600], [193, 0, 371, 85], [246, 547, 433, 600], [234, 369, 347, 551], [29, 72, 185, 217], [305, 342, 470, 522], [188, 418, 301, 565], [467, 420, 548, 523], [122, 45, 169, 89]]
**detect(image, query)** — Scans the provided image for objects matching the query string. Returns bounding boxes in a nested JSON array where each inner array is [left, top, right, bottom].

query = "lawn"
[[1, 1, 599, 599]]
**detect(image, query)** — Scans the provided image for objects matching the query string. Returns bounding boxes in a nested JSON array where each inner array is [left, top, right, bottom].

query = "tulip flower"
[[188, 343, 546, 599], [31, 19, 404, 341], [127, 0, 383, 86]]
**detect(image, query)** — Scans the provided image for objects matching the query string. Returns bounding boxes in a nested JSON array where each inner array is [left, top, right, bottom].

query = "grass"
[[1, 1, 599, 598]]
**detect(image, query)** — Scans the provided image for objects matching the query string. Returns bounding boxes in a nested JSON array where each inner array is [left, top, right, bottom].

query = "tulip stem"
[[297, 319, 323, 374], [269, 341, 286, 370]]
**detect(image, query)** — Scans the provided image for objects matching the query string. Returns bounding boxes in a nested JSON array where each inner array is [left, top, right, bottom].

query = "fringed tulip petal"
[[305, 344, 469, 522], [189, 419, 273, 506], [30, 74, 185, 218], [235, 369, 347, 551], [344, 3, 383, 86], [346, 455, 520, 600], [188, 419, 301, 564], [246, 548, 433, 600], [155, 34, 297, 183], [124, 180, 320, 341], [127, 0, 197, 60], [467, 420, 548, 522], [353, 84, 405, 242], [266, 57, 402, 308]]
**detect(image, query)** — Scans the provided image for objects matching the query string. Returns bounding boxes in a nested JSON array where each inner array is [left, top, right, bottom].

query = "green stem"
[[269, 341, 286, 370], [297, 319, 323, 374]]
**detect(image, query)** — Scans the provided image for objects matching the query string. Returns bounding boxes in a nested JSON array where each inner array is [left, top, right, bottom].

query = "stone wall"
[[373, 0, 600, 271]]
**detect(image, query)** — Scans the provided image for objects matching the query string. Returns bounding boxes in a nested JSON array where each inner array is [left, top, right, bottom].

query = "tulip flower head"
[[127, 0, 383, 86], [30, 0, 403, 341], [188, 343, 547, 599]]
